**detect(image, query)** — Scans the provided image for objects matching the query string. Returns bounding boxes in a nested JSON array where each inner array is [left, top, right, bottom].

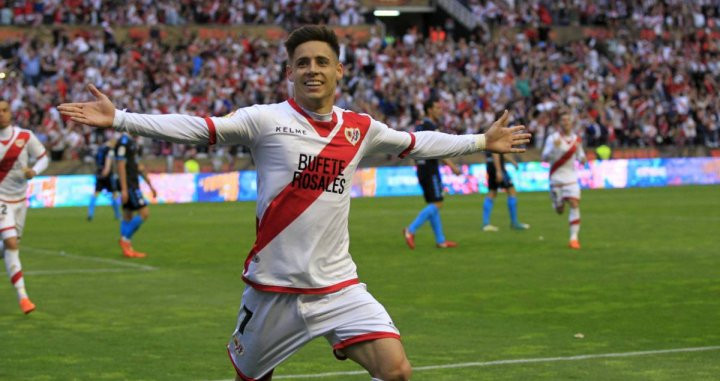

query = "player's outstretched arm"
[[57, 84, 115, 128], [484, 110, 531, 154], [367, 110, 531, 160], [58, 84, 245, 146]]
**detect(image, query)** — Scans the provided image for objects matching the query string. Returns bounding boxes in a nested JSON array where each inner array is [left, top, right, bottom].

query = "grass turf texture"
[[1, 185, 718, 380]]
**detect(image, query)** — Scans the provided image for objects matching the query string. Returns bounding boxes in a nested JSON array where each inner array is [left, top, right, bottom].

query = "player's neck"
[[294, 96, 334, 116], [295, 99, 333, 121]]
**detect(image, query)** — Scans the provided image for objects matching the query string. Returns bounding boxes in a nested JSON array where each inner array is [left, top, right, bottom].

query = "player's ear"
[[336, 61, 344, 81], [286, 64, 294, 83]]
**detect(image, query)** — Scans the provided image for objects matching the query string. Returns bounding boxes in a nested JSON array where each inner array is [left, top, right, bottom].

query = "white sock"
[[3, 249, 28, 300], [569, 207, 580, 241], [371, 378, 384, 381]]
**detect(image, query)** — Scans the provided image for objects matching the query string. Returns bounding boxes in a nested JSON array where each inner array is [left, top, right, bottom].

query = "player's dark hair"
[[285, 25, 340, 60], [423, 97, 440, 113]]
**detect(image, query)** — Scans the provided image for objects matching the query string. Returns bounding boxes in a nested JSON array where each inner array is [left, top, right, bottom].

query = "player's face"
[[0, 101, 11, 128], [427, 101, 442, 121], [561, 115, 572, 133], [288, 41, 343, 112]]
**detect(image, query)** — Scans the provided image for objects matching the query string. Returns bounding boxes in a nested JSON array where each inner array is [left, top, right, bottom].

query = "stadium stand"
[[1, 0, 718, 174]]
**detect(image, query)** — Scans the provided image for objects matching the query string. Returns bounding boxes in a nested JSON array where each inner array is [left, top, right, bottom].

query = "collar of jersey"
[[288, 98, 338, 138], [0, 126, 15, 145], [560, 132, 575, 144]]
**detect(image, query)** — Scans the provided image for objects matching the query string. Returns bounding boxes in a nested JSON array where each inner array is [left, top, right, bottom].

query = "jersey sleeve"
[[541, 133, 555, 162], [27, 131, 49, 174], [365, 119, 481, 159], [575, 138, 586, 162], [209, 105, 261, 146], [411, 130, 480, 159], [113, 106, 260, 146], [115, 138, 128, 160], [26, 131, 46, 158], [364, 119, 415, 157]]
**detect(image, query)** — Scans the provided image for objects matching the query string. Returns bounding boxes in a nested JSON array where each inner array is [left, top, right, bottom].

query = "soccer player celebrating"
[[87, 137, 121, 221], [59, 26, 530, 381], [403, 98, 461, 250], [116, 133, 157, 258], [542, 111, 587, 249], [0, 99, 48, 314]]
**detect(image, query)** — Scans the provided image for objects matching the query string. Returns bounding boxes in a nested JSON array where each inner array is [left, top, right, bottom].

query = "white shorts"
[[550, 182, 581, 210], [227, 283, 400, 380], [0, 200, 27, 240]]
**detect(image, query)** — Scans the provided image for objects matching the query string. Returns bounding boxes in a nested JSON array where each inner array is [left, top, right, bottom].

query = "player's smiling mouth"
[[304, 80, 324, 89]]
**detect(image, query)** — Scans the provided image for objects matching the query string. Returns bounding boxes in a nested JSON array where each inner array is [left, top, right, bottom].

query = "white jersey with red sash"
[[113, 100, 481, 293], [0, 127, 46, 201], [542, 131, 586, 186]]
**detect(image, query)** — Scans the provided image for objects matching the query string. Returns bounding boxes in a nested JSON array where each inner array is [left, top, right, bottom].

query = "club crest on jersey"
[[14, 139, 25, 148], [344, 127, 361, 146]]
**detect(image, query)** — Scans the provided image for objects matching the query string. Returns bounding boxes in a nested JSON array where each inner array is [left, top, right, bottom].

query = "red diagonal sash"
[[0, 131, 30, 184], [243, 111, 371, 273], [550, 136, 580, 176]]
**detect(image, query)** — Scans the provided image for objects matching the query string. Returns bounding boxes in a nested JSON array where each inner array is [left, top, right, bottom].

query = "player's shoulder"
[[116, 134, 132, 148], [225, 101, 294, 124], [12, 127, 40, 146], [249, 102, 283, 113], [337, 107, 374, 128], [249, 101, 291, 114], [14, 126, 36, 137]]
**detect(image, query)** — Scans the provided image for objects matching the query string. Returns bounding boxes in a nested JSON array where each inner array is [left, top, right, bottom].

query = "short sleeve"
[[26, 132, 46, 158], [115, 138, 128, 160]]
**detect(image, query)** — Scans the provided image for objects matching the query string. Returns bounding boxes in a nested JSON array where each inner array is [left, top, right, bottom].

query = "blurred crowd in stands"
[[1, 0, 719, 167], [0, 1, 368, 28], [464, 0, 720, 31]]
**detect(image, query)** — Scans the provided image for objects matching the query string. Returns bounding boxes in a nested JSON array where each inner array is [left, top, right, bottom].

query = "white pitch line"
[[23, 246, 157, 272], [25, 268, 150, 276], [211, 345, 720, 380]]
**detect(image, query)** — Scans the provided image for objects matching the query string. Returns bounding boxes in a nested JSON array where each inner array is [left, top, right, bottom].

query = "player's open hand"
[[484, 110, 531, 154], [57, 84, 115, 128]]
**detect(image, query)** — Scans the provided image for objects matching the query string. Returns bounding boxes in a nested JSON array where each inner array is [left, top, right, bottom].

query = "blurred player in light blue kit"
[[87, 137, 121, 221], [115, 133, 156, 258], [403, 98, 461, 249], [481, 150, 530, 232]]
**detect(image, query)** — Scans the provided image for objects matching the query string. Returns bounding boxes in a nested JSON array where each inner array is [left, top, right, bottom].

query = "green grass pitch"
[[1, 185, 719, 380]]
